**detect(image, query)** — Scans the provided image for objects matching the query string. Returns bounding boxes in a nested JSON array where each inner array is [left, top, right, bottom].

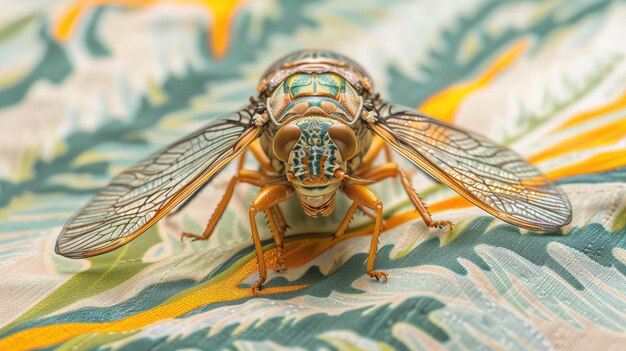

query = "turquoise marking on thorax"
[[276, 96, 353, 123], [286, 73, 341, 98], [267, 72, 362, 124]]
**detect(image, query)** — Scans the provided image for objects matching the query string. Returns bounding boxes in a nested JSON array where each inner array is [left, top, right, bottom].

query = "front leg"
[[341, 184, 388, 283], [249, 185, 295, 295], [265, 207, 287, 272], [333, 202, 359, 239]]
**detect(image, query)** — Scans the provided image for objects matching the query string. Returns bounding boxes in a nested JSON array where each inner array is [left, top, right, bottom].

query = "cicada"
[[56, 50, 572, 293]]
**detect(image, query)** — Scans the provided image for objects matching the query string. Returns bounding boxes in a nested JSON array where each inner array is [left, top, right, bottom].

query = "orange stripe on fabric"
[[52, 1, 88, 42], [546, 149, 626, 180], [419, 39, 528, 122], [0, 249, 306, 350], [202, 0, 244, 59], [427, 196, 473, 213], [52, 0, 244, 59], [529, 117, 626, 163], [53, 0, 158, 42], [554, 89, 626, 132]]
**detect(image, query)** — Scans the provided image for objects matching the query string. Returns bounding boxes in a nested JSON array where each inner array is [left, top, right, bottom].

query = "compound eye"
[[273, 124, 301, 162], [328, 123, 357, 160]]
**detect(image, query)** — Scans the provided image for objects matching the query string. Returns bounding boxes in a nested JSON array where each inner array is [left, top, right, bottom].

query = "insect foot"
[[368, 271, 389, 283], [429, 220, 453, 231], [275, 256, 287, 273], [180, 232, 205, 242], [252, 277, 265, 296]]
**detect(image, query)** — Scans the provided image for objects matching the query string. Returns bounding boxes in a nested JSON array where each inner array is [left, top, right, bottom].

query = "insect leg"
[[356, 163, 452, 231], [249, 184, 295, 295], [270, 205, 288, 233], [356, 205, 377, 220], [168, 181, 209, 216], [265, 208, 286, 272], [171, 142, 270, 217], [333, 201, 359, 239], [341, 184, 388, 283], [333, 202, 387, 240], [240, 140, 274, 174], [181, 169, 277, 241], [359, 135, 393, 170]]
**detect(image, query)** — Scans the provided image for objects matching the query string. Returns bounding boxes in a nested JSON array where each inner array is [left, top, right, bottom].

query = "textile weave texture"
[[1, 1, 626, 350]]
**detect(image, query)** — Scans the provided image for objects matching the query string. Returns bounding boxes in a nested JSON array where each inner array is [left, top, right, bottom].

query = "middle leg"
[[181, 169, 280, 242], [333, 203, 387, 239], [356, 163, 452, 230]]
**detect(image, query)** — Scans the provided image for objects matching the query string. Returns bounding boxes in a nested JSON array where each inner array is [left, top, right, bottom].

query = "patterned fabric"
[[1, 1, 625, 350]]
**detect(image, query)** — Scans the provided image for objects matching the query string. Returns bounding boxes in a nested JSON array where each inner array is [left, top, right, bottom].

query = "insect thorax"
[[257, 49, 374, 97], [261, 71, 372, 172], [266, 72, 363, 125]]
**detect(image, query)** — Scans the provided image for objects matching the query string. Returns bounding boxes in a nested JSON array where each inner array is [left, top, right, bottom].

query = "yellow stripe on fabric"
[[546, 150, 626, 180], [554, 89, 626, 132], [0, 252, 306, 350], [419, 39, 528, 122], [52, 0, 245, 59], [530, 117, 626, 163]]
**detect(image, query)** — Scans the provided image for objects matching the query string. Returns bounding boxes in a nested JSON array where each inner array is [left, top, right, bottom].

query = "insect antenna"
[[334, 169, 374, 185]]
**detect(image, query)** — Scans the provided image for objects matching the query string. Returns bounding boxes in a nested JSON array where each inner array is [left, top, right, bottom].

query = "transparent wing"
[[56, 108, 260, 258], [369, 101, 571, 230]]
